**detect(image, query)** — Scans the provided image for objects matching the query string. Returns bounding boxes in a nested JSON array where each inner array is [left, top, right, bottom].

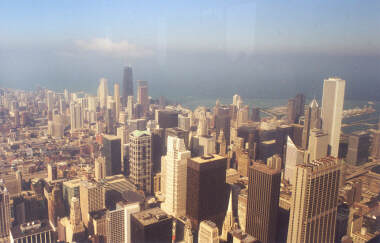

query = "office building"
[[98, 78, 108, 109], [10, 220, 55, 243], [246, 162, 281, 243], [103, 135, 121, 176], [137, 80, 149, 114], [80, 181, 105, 227], [0, 181, 10, 243], [287, 99, 297, 124], [284, 136, 305, 185], [372, 129, 380, 160], [155, 109, 178, 129], [129, 130, 152, 194], [63, 179, 81, 216], [47, 164, 57, 181], [301, 99, 322, 149], [95, 157, 105, 181], [287, 157, 341, 243], [122, 66, 133, 106], [114, 83, 120, 122], [130, 207, 172, 243], [70, 102, 83, 131], [186, 154, 228, 230], [306, 129, 328, 163], [321, 77, 346, 157], [346, 131, 370, 166], [161, 136, 191, 217], [198, 220, 219, 243]]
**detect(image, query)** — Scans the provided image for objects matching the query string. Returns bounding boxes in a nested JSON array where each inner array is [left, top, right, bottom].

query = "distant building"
[[346, 131, 371, 166], [287, 157, 341, 243], [137, 80, 149, 115], [130, 207, 172, 243], [47, 164, 57, 182], [155, 110, 178, 129], [122, 66, 133, 106], [98, 78, 108, 109], [321, 77, 345, 157], [372, 129, 380, 160], [70, 102, 84, 131], [246, 162, 281, 243]]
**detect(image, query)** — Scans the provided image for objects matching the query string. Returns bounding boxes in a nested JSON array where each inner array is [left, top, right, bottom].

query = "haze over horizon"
[[1, 0, 380, 100]]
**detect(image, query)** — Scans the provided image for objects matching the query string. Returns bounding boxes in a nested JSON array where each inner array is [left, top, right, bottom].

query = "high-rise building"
[[287, 157, 341, 243], [48, 184, 65, 227], [63, 179, 81, 216], [114, 83, 120, 122], [246, 162, 281, 243], [106, 202, 140, 243], [80, 181, 105, 227], [122, 66, 133, 106], [127, 96, 134, 120], [10, 219, 55, 243], [129, 130, 152, 194], [287, 98, 297, 124], [102, 135, 121, 176], [46, 90, 55, 112], [198, 220, 219, 243], [70, 102, 84, 131], [130, 207, 172, 243], [0, 181, 10, 243], [186, 154, 228, 230], [306, 129, 328, 163], [372, 128, 380, 160], [321, 77, 346, 157], [284, 136, 305, 185], [346, 131, 370, 166], [137, 80, 149, 114], [161, 136, 190, 217], [301, 99, 322, 149], [95, 157, 105, 181], [98, 78, 108, 109], [155, 110, 178, 129]]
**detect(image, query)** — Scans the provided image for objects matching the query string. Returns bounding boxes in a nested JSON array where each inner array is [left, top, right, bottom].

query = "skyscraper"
[[114, 83, 120, 122], [161, 136, 191, 217], [301, 98, 322, 149], [284, 136, 305, 185], [102, 135, 121, 176], [198, 220, 219, 243], [346, 131, 370, 166], [137, 80, 149, 114], [122, 66, 133, 106], [306, 129, 328, 163], [287, 157, 341, 243], [0, 181, 10, 243], [129, 130, 152, 194], [186, 154, 228, 230], [70, 102, 84, 131], [80, 181, 105, 227], [321, 77, 346, 157], [98, 78, 108, 109], [246, 162, 281, 243]]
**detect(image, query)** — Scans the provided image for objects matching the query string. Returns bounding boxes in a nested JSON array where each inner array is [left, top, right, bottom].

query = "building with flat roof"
[[10, 219, 55, 243], [130, 207, 172, 243]]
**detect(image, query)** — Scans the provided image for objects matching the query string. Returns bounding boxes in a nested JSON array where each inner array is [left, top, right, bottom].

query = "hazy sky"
[[1, 0, 380, 100]]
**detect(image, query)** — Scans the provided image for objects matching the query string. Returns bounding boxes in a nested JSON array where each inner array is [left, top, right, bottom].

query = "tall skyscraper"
[[346, 131, 370, 166], [127, 96, 134, 120], [114, 83, 120, 122], [98, 78, 108, 109], [102, 135, 122, 176], [161, 136, 190, 217], [129, 130, 152, 194], [321, 77, 346, 157], [306, 129, 328, 163], [122, 66, 133, 106], [372, 127, 380, 160], [284, 136, 305, 185], [301, 99, 322, 149], [0, 181, 10, 243], [137, 80, 149, 114], [46, 90, 55, 112], [287, 157, 341, 243], [246, 162, 281, 243], [186, 154, 228, 230], [47, 163, 57, 181], [70, 102, 84, 131]]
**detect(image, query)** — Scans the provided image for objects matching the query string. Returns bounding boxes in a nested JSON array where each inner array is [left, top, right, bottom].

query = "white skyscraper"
[[321, 77, 345, 157], [114, 83, 120, 122], [70, 102, 84, 131], [46, 90, 55, 112], [161, 136, 190, 217], [97, 78, 108, 109], [284, 136, 305, 185]]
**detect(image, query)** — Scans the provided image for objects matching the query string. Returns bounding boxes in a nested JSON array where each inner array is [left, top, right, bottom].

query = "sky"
[[1, 0, 380, 100]]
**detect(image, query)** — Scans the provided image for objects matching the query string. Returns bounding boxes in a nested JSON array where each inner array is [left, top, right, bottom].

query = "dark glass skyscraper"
[[122, 66, 133, 106], [103, 135, 121, 176]]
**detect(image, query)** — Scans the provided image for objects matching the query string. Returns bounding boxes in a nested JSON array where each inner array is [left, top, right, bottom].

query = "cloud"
[[75, 38, 154, 58]]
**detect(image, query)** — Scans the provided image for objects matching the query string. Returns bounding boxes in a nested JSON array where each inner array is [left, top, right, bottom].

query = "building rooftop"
[[11, 219, 52, 239], [251, 162, 281, 175], [132, 207, 171, 226], [102, 134, 120, 140], [130, 130, 151, 137], [191, 154, 225, 164]]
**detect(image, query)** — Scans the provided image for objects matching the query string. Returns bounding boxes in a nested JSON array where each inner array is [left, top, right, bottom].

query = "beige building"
[[198, 220, 219, 243], [287, 157, 341, 243], [80, 181, 105, 227]]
